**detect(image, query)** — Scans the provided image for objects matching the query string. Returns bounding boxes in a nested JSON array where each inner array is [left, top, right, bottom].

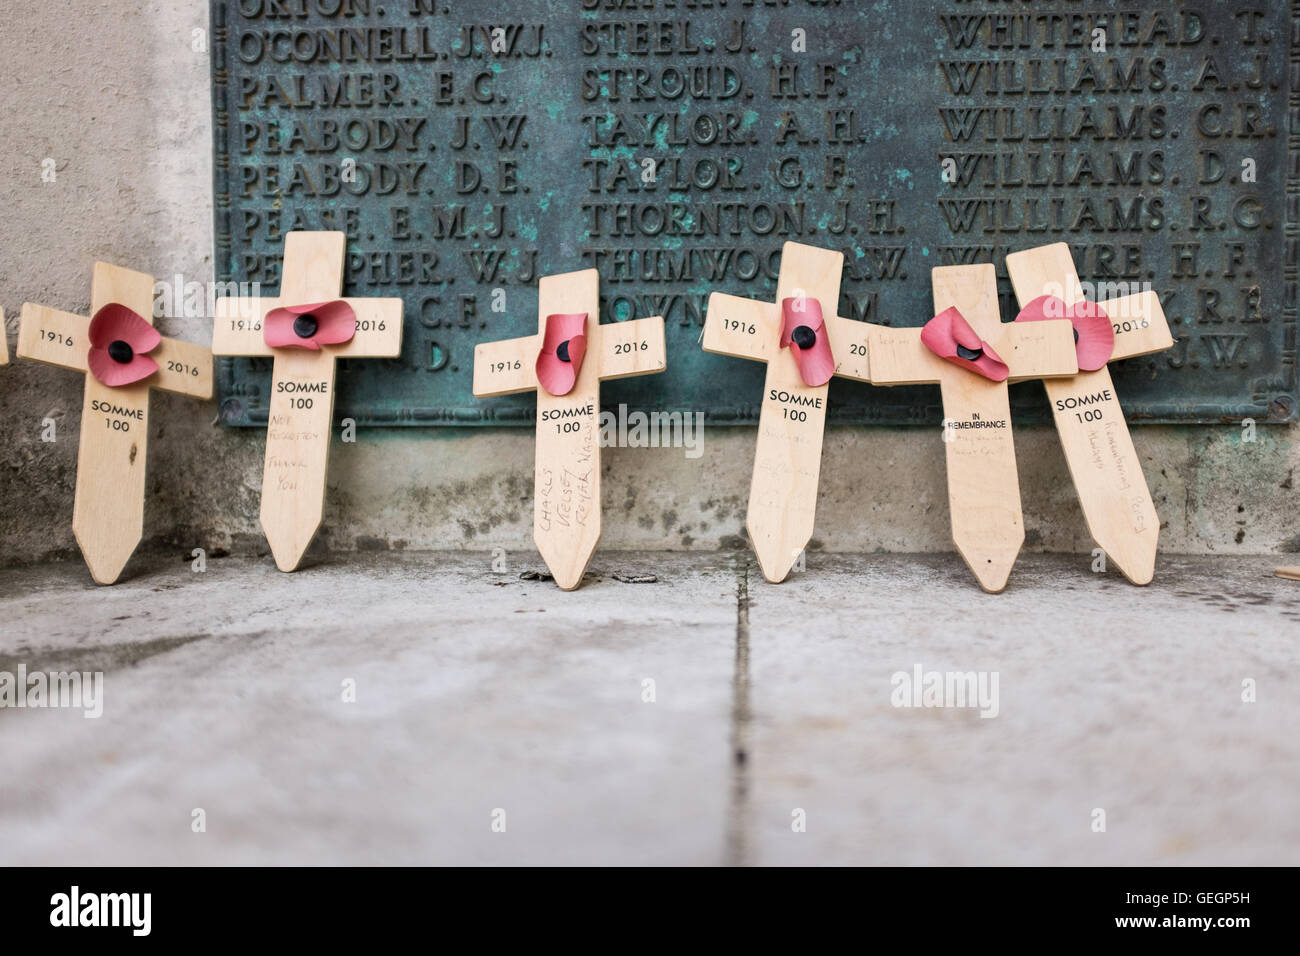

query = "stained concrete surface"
[[0, 552, 1295, 866]]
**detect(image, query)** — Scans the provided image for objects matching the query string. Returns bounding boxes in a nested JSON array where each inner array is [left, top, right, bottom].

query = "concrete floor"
[[0, 551, 1296, 866]]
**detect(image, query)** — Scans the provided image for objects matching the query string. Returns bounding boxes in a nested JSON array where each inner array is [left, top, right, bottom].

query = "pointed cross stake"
[[213, 231, 403, 572], [17, 263, 213, 584], [1006, 242, 1174, 585], [473, 269, 666, 591], [702, 242, 873, 583], [1, 308, 9, 365], [865, 265, 1078, 592]]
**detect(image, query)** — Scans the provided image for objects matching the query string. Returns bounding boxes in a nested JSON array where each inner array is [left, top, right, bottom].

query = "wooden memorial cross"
[[213, 231, 403, 572], [702, 241, 873, 584], [472, 269, 666, 591], [17, 263, 213, 584], [1005, 242, 1174, 585], [1, 308, 9, 365], [866, 264, 1078, 592]]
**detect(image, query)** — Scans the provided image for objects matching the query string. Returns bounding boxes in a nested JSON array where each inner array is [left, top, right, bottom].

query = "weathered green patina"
[[211, 0, 1296, 425]]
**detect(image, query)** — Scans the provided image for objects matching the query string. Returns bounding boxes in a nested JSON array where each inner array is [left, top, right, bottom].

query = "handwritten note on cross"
[[1006, 242, 1174, 585], [213, 231, 404, 572], [473, 269, 666, 591], [17, 263, 213, 584], [702, 242, 873, 583], [865, 264, 1078, 592]]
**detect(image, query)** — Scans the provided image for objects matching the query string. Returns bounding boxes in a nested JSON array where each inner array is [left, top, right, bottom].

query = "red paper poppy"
[[1014, 295, 1114, 371], [87, 303, 162, 388], [920, 307, 1009, 382], [263, 300, 357, 351], [536, 312, 588, 397], [779, 296, 835, 387]]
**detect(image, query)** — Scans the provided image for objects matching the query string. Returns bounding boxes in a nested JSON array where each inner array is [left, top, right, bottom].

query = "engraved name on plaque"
[[212, 1, 1296, 426]]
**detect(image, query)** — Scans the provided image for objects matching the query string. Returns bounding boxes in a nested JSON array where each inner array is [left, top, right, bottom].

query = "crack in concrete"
[[725, 555, 753, 867]]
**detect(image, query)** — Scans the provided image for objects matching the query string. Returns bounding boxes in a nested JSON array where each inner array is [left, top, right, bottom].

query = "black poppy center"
[[1073, 327, 1080, 344], [791, 325, 817, 350], [557, 339, 573, 363], [107, 340, 134, 364], [956, 344, 984, 361], [293, 314, 319, 339]]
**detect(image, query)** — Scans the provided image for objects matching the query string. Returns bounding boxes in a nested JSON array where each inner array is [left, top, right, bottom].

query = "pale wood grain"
[[260, 350, 337, 572], [931, 265, 1029, 594], [212, 231, 403, 572], [214, 232, 402, 360], [599, 316, 667, 381], [533, 270, 603, 591], [858, 265, 1076, 592], [1006, 242, 1169, 586], [865, 324, 949, 386], [1005, 246, 1173, 359], [1001, 322, 1079, 382], [211, 294, 269, 355], [152, 336, 214, 399], [255, 232, 342, 572], [825, 315, 873, 383], [1101, 289, 1175, 361], [472, 333, 539, 397], [18, 264, 214, 584], [74, 264, 163, 585], [702, 293, 775, 364], [704, 291, 874, 383], [705, 242, 844, 584], [212, 295, 403, 358], [474, 271, 666, 590], [16, 304, 89, 373]]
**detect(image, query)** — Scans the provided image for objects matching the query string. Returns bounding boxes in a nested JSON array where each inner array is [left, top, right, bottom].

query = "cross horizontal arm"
[[473, 333, 539, 396], [1098, 289, 1174, 361], [598, 316, 666, 381], [17, 303, 89, 373], [862, 324, 948, 385], [866, 319, 1078, 386], [346, 298, 404, 357], [999, 320, 1078, 382], [152, 336, 214, 399], [212, 296, 403, 359], [212, 296, 270, 356], [825, 315, 874, 383], [1006, 243, 1173, 366], [702, 293, 775, 364]]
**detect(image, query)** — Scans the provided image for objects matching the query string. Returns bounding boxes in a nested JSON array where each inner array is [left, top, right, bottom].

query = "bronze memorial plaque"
[[211, 0, 1297, 425]]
